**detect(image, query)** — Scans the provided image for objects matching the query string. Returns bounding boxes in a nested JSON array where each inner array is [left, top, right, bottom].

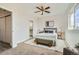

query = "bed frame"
[[34, 38, 56, 47]]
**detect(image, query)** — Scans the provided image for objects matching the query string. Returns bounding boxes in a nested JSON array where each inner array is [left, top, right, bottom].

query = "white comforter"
[[34, 33, 57, 40]]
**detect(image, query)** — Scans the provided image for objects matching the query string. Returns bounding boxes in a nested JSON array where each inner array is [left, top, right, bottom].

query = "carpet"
[[0, 42, 62, 55]]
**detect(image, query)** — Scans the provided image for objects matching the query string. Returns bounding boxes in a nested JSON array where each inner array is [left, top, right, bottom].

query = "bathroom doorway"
[[29, 20, 33, 39]]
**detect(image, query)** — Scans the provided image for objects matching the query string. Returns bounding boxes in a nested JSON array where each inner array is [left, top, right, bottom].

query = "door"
[[0, 17, 5, 42], [5, 15, 12, 44]]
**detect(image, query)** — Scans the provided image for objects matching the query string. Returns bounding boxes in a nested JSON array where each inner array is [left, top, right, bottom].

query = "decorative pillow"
[[63, 47, 79, 55], [67, 47, 79, 54]]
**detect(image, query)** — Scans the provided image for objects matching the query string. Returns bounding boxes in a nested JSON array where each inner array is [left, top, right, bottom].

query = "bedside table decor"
[[57, 32, 64, 40]]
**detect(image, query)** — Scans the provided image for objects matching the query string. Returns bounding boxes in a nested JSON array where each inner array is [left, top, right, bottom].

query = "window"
[[75, 4, 79, 29], [68, 4, 79, 30], [70, 13, 74, 28], [68, 12, 74, 30]]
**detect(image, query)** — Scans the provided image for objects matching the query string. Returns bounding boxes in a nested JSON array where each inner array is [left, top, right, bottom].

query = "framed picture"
[[46, 21, 54, 27]]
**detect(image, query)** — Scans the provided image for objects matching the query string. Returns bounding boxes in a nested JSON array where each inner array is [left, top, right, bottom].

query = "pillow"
[[68, 47, 79, 54], [63, 48, 78, 55], [45, 31, 48, 33]]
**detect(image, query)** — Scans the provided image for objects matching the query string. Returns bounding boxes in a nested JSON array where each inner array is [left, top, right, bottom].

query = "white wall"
[[66, 30, 79, 48], [33, 14, 68, 37]]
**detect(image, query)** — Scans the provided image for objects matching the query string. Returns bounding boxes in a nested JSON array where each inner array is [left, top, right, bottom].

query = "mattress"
[[34, 33, 57, 40]]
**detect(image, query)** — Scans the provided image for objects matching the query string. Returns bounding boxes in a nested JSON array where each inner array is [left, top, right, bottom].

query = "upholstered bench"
[[34, 38, 56, 47]]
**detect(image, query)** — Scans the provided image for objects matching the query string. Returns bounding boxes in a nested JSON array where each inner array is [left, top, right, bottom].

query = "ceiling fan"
[[35, 6, 50, 15]]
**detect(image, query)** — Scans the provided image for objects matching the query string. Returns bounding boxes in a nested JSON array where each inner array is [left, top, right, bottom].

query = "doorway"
[[0, 8, 12, 52], [29, 20, 33, 39]]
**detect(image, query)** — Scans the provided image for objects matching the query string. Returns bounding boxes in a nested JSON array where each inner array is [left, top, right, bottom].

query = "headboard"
[[44, 28, 57, 33]]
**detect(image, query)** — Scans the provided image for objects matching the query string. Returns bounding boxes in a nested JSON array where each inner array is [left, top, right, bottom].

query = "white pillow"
[[68, 47, 79, 53]]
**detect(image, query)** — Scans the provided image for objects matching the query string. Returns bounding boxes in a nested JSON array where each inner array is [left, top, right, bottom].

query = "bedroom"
[[0, 3, 79, 55], [25, 3, 79, 54]]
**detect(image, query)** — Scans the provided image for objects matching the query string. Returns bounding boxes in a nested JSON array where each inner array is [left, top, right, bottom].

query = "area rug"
[[24, 39, 64, 52]]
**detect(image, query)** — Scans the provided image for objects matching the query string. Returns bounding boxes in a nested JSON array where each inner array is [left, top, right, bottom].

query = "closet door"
[[0, 17, 5, 42], [5, 15, 12, 44]]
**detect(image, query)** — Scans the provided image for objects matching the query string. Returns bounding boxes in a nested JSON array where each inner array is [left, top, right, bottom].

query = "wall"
[[33, 14, 68, 37], [66, 30, 79, 48]]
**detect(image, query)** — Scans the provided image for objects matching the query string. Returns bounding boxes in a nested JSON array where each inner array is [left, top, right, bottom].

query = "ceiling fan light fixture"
[[35, 5, 51, 15]]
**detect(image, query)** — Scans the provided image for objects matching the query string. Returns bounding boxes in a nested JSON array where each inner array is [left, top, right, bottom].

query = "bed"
[[35, 33, 57, 40], [34, 28, 57, 47]]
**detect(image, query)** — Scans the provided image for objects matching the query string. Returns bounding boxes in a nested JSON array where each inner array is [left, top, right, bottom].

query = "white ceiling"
[[22, 3, 74, 16], [32, 3, 70, 15], [0, 3, 74, 17]]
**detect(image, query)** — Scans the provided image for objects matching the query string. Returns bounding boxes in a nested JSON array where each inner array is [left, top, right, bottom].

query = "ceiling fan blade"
[[45, 11, 50, 13], [34, 11, 41, 13], [36, 7, 42, 11], [45, 6, 50, 10]]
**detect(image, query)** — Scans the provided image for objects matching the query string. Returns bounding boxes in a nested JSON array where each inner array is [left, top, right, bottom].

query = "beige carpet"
[[0, 43, 62, 55]]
